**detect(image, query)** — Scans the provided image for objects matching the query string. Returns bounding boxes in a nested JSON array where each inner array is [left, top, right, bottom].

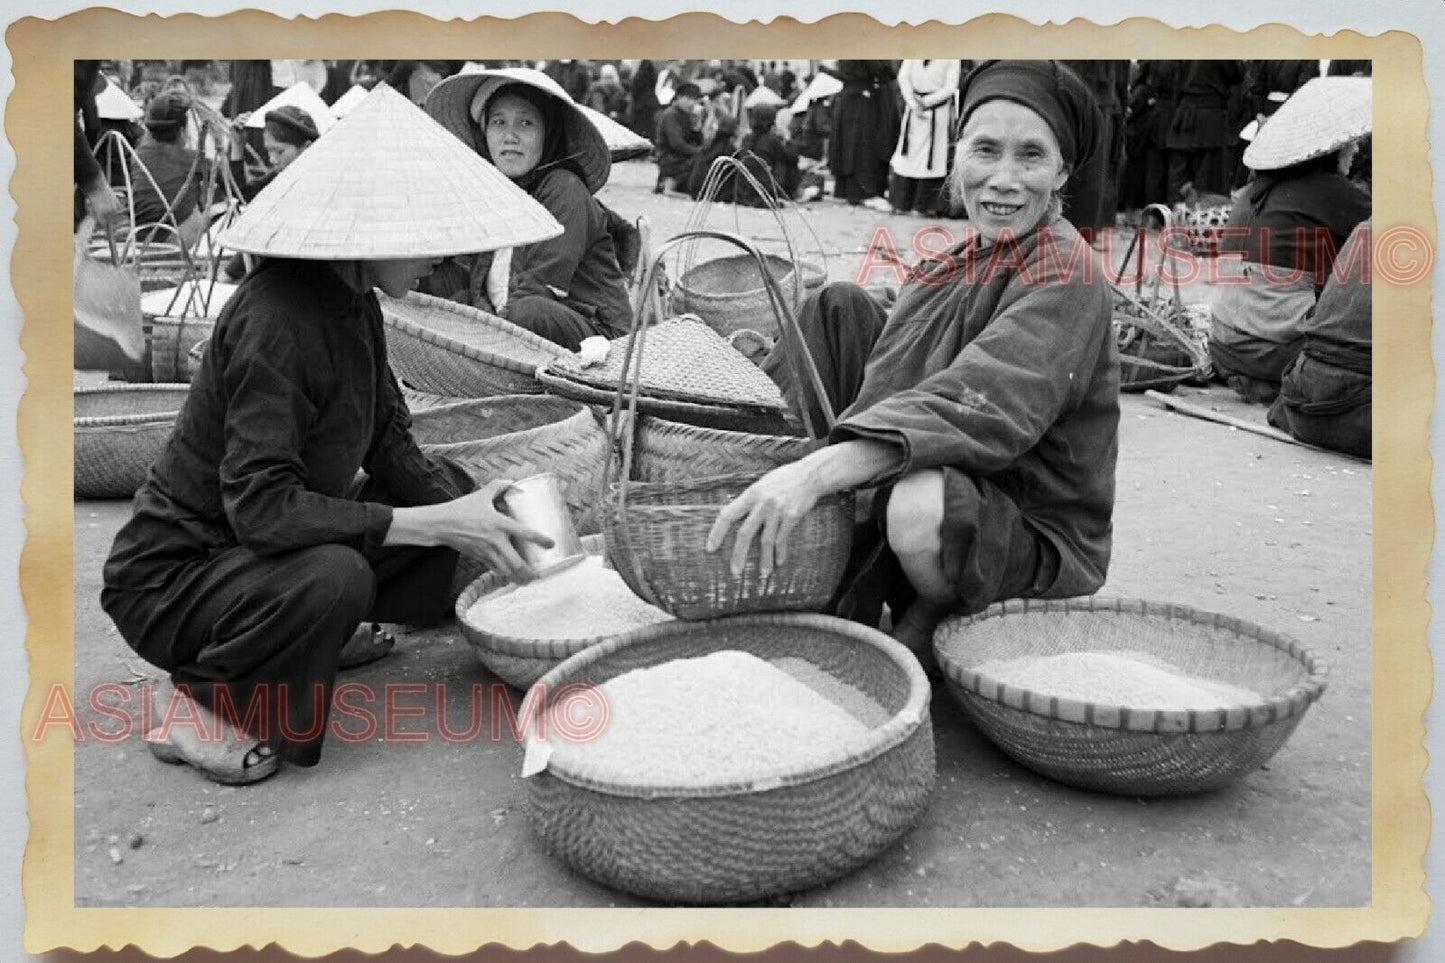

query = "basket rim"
[[410, 394, 594, 449], [636, 414, 811, 444], [524, 612, 931, 799], [455, 534, 652, 660], [935, 595, 1330, 734], [380, 289, 569, 375], [74, 383, 190, 428], [674, 251, 827, 298]]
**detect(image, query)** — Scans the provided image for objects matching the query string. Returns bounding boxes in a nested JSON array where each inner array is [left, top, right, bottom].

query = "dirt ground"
[[68, 159, 1371, 909]]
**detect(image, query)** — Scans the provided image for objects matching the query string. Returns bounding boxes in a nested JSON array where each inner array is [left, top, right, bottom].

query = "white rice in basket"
[[547, 650, 876, 786], [466, 555, 669, 639], [973, 651, 1264, 711]]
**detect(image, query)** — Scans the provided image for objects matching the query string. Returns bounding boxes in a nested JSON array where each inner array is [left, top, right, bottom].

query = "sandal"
[[338, 622, 395, 670], [144, 684, 279, 785]]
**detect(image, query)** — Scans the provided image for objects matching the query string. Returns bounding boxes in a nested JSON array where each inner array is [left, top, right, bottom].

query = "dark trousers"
[[506, 295, 600, 352], [887, 173, 946, 215], [104, 539, 458, 767]]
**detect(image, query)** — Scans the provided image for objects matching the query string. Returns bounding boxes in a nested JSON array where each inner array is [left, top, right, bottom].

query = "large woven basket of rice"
[[605, 471, 852, 620], [935, 597, 1328, 796], [456, 535, 671, 689], [74, 383, 190, 498], [380, 290, 570, 397], [523, 612, 935, 904]]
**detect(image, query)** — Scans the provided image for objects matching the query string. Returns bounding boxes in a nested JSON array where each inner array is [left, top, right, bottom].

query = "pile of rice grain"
[[547, 650, 874, 786], [465, 555, 669, 639], [973, 651, 1264, 711]]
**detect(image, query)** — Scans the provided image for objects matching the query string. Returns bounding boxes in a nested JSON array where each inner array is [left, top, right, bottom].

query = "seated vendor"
[[1266, 219, 1372, 459], [709, 60, 1120, 672], [653, 82, 703, 195], [130, 89, 209, 248], [101, 84, 557, 786], [222, 105, 321, 281], [424, 67, 634, 351], [1207, 77, 1371, 405]]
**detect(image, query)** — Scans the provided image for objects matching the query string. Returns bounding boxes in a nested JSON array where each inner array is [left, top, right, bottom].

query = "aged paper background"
[[5, 4, 1435, 958]]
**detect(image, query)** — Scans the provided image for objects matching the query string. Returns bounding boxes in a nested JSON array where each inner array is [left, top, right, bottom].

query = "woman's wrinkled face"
[[369, 258, 443, 298], [485, 92, 547, 180], [262, 129, 305, 172], [956, 100, 1069, 243]]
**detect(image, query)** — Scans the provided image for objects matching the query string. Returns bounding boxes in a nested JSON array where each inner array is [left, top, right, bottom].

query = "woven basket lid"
[[576, 102, 653, 161], [96, 77, 142, 121], [425, 67, 612, 194], [219, 83, 563, 259], [329, 83, 370, 118], [243, 81, 337, 133], [548, 315, 785, 410], [1242, 77, 1371, 171]]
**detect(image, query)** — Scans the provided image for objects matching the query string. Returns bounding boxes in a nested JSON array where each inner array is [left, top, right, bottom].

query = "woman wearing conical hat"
[[100, 84, 561, 785], [1206, 76, 1371, 405], [425, 67, 634, 351]]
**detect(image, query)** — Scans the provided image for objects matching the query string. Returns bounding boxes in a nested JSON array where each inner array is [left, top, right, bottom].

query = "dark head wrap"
[[263, 104, 320, 147], [144, 90, 191, 131], [958, 60, 1102, 171], [746, 102, 778, 130]]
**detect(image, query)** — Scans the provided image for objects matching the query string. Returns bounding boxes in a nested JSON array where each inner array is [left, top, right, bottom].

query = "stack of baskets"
[[74, 383, 191, 498]]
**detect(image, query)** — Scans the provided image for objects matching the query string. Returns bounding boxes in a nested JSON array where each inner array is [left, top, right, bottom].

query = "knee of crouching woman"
[[884, 469, 947, 558]]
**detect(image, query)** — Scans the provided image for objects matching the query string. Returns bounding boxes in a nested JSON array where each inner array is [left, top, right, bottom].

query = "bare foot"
[[144, 680, 278, 785]]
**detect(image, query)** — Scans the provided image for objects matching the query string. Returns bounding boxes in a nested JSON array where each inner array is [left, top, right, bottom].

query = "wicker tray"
[[74, 383, 190, 498], [524, 612, 935, 904], [935, 597, 1329, 796], [455, 535, 663, 689], [605, 471, 853, 620], [380, 290, 569, 397]]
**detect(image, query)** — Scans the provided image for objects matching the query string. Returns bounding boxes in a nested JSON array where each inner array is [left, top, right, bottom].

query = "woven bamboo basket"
[[674, 252, 826, 339], [630, 415, 820, 484], [524, 613, 935, 904], [605, 472, 852, 620], [671, 155, 830, 339], [74, 383, 190, 498], [380, 290, 569, 397], [149, 315, 216, 383], [935, 597, 1329, 796], [455, 535, 668, 689], [409, 395, 609, 536]]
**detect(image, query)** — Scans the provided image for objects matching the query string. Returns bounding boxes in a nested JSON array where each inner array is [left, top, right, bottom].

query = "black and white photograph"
[[14, 3, 1429, 949]]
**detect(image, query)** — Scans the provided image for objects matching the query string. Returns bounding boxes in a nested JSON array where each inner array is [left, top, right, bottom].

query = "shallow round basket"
[[380, 291, 569, 397], [456, 535, 649, 689], [674, 252, 827, 338], [409, 396, 609, 541], [935, 597, 1329, 796], [631, 415, 818, 484], [74, 383, 190, 498], [604, 471, 853, 620], [525, 612, 935, 904]]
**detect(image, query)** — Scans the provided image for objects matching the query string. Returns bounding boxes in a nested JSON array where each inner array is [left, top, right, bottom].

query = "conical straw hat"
[[243, 81, 337, 134], [96, 77, 142, 121], [425, 67, 612, 193], [1242, 76, 1371, 171], [576, 102, 653, 161], [330, 83, 370, 118], [219, 83, 563, 259]]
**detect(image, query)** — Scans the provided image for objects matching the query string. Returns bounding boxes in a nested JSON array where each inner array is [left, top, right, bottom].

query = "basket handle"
[[600, 228, 839, 513]]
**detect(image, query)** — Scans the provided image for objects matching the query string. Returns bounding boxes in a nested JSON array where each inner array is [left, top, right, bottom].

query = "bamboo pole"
[[1143, 390, 1371, 464]]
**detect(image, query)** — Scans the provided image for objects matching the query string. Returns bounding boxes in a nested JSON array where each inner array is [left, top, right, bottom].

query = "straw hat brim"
[[218, 83, 562, 260], [425, 69, 612, 193], [1242, 76, 1371, 171]]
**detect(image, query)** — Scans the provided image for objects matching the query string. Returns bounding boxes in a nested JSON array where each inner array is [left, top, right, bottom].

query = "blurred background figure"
[[1166, 59, 1247, 201], [1061, 60, 1129, 241], [823, 60, 899, 211], [585, 63, 628, 123], [886, 59, 959, 217]]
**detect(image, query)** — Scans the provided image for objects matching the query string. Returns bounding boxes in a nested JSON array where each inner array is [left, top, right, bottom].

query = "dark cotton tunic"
[[654, 103, 702, 181], [831, 217, 1120, 611], [130, 140, 204, 228], [102, 259, 470, 765]]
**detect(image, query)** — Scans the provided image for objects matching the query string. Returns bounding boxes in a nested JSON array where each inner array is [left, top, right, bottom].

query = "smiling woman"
[[719, 61, 1120, 675]]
